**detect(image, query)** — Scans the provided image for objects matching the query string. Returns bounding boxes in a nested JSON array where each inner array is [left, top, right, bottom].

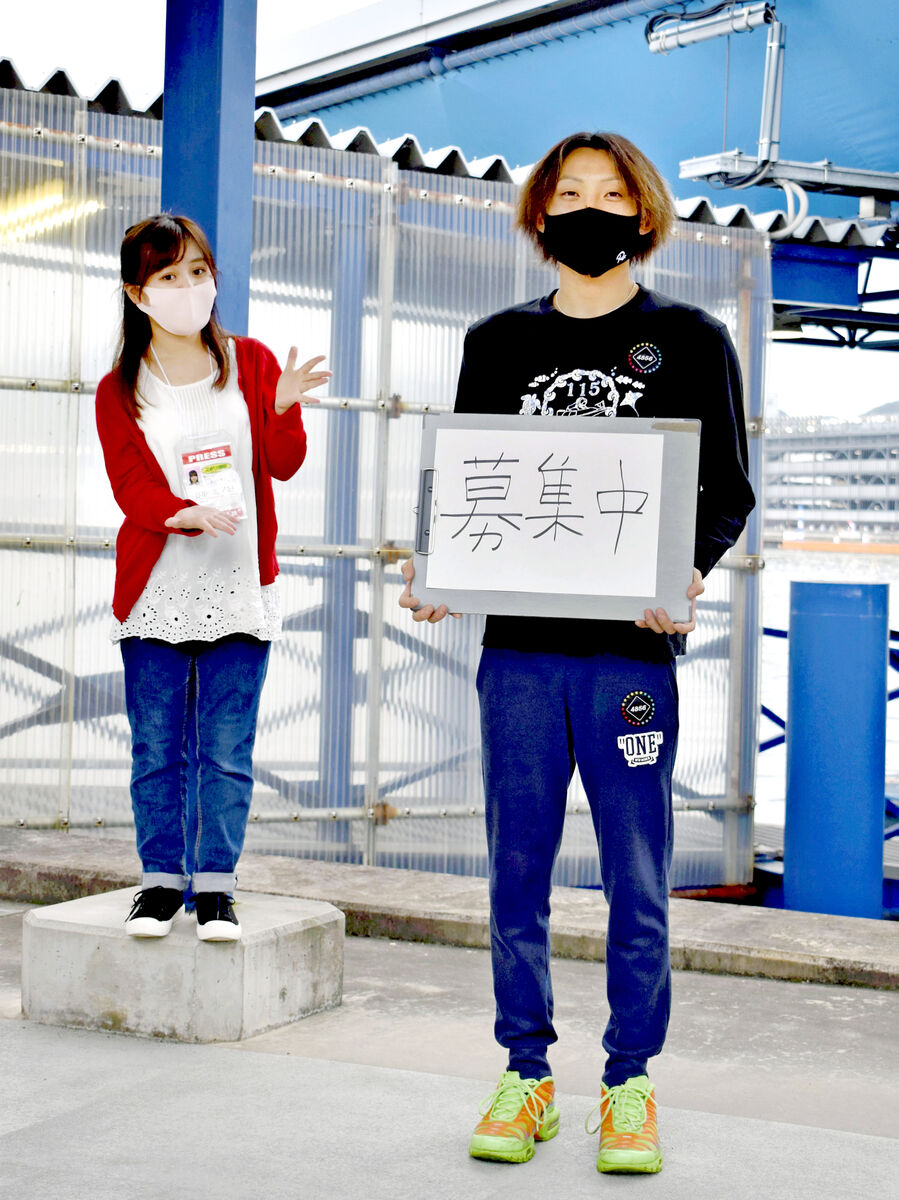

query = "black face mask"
[[540, 208, 649, 279]]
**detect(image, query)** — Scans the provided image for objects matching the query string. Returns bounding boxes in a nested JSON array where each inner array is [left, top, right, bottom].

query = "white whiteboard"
[[427, 427, 663, 597], [413, 414, 700, 622]]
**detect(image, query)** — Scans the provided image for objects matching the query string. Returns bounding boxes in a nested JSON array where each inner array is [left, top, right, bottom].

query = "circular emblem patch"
[[628, 343, 662, 374], [621, 690, 656, 727]]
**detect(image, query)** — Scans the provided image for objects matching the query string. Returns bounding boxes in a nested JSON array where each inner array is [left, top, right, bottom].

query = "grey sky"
[[1, 0, 377, 107]]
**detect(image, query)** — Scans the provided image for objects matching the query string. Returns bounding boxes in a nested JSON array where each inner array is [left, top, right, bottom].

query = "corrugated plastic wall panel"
[[0, 90, 767, 885]]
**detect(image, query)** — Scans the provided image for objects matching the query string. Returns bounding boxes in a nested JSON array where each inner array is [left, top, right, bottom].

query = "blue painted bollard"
[[783, 582, 887, 918]]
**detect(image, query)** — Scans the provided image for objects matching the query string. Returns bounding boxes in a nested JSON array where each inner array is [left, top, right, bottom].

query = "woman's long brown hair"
[[113, 214, 230, 419]]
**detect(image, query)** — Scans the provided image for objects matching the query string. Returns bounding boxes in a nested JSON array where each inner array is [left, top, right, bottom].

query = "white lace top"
[[111, 342, 281, 644]]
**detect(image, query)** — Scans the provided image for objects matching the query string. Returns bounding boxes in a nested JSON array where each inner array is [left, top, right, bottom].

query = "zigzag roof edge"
[[467, 154, 513, 183], [751, 210, 788, 232], [674, 197, 715, 223], [255, 108, 286, 141], [0, 58, 25, 90], [792, 216, 830, 243], [709, 203, 755, 229], [377, 134, 426, 169], [0, 71, 893, 248], [40, 69, 79, 98], [421, 145, 469, 175], [255, 111, 334, 147], [328, 125, 379, 154], [821, 218, 864, 246], [89, 78, 135, 117]]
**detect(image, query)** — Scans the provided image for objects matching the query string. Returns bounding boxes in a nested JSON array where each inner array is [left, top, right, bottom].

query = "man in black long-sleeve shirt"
[[401, 131, 754, 1177]]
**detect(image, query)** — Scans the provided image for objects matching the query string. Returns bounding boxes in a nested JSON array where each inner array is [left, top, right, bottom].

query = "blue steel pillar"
[[161, 0, 257, 887], [318, 190, 366, 824], [161, 0, 257, 334], [784, 582, 887, 918]]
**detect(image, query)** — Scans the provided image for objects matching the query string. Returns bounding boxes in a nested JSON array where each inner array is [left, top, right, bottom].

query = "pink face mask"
[[133, 278, 217, 336]]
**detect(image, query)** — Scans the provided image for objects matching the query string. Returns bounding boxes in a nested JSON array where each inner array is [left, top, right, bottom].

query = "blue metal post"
[[319, 190, 366, 822], [161, 0, 257, 334], [784, 582, 887, 918]]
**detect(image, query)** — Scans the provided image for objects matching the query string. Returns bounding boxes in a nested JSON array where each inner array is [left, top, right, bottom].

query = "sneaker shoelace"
[[127, 889, 162, 918], [585, 1077, 652, 1135], [479, 1073, 547, 1123]]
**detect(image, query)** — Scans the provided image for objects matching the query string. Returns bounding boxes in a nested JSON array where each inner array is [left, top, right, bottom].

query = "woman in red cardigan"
[[96, 214, 329, 941]]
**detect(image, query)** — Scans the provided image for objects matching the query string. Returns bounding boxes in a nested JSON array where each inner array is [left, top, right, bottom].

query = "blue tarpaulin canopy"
[[259, 0, 898, 224]]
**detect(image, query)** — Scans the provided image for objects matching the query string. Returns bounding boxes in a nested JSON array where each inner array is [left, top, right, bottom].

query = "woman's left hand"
[[274, 349, 332, 413], [636, 567, 705, 635]]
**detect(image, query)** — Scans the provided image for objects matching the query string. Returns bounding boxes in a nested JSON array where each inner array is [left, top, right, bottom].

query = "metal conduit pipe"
[[0, 534, 412, 559], [0, 536, 753, 566], [275, 0, 693, 120], [4, 794, 749, 829], [769, 177, 809, 241], [756, 17, 786, 164]]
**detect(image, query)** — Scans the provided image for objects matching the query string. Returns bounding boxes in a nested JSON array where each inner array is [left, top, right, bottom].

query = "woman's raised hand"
[[164, 506, 237, 537], [274, 349, 332, 414]]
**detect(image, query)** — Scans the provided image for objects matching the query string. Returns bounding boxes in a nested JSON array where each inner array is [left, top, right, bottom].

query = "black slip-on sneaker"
[[195, 892, 242, 942], [125, 887, 184, 937]]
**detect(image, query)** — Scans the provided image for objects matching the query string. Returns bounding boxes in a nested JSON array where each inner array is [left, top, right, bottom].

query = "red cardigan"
[[95, 337, 307, 622]]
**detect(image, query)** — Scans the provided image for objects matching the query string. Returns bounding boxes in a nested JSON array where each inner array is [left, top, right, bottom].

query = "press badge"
[[179, 433, 248, 521]]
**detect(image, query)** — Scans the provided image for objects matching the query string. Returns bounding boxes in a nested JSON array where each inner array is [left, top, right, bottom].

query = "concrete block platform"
[[22, 888, 344, 1041]]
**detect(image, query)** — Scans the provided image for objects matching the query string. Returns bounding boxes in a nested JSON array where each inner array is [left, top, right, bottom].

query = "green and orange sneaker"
[[469, 1070, 560, 1163], [586, 1074, 663, 1174]]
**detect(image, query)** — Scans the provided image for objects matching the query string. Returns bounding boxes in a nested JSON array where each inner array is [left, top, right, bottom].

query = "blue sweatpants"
[[476, 646, 678, 1087]]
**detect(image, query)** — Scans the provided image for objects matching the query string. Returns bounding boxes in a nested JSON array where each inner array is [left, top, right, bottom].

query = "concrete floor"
[[236, 935, 899, 1140], [1, 902, 896, 1199]]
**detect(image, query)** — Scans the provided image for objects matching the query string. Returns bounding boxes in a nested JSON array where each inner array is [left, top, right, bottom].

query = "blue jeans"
[[476, 647, 678, 1087], [120, 634, 271, 894]]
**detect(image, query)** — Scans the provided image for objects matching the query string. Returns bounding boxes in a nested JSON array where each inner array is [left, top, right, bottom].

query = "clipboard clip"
[[415, 468, 437, 555]]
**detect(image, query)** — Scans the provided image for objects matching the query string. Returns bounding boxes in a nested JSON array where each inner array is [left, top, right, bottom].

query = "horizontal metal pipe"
[[0, 534, 413, 559], [2, 794, 750, 831], [0, 377, 452, 417], [254, 168, 517, 211], [717, 555, 765, 572], [680, 152, 899, 199], [0, 537, 762, 572], [0, 119, 161, 153], [276, 542, 413, 561], [0, 534, 114, 551], [275, 1, 685, 118], [308, 396, 452, 415], [0, 124, 520, 205], [0, 376, 88, 394], [0, 537, 759, 570], [647, 1, 771, 53]]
